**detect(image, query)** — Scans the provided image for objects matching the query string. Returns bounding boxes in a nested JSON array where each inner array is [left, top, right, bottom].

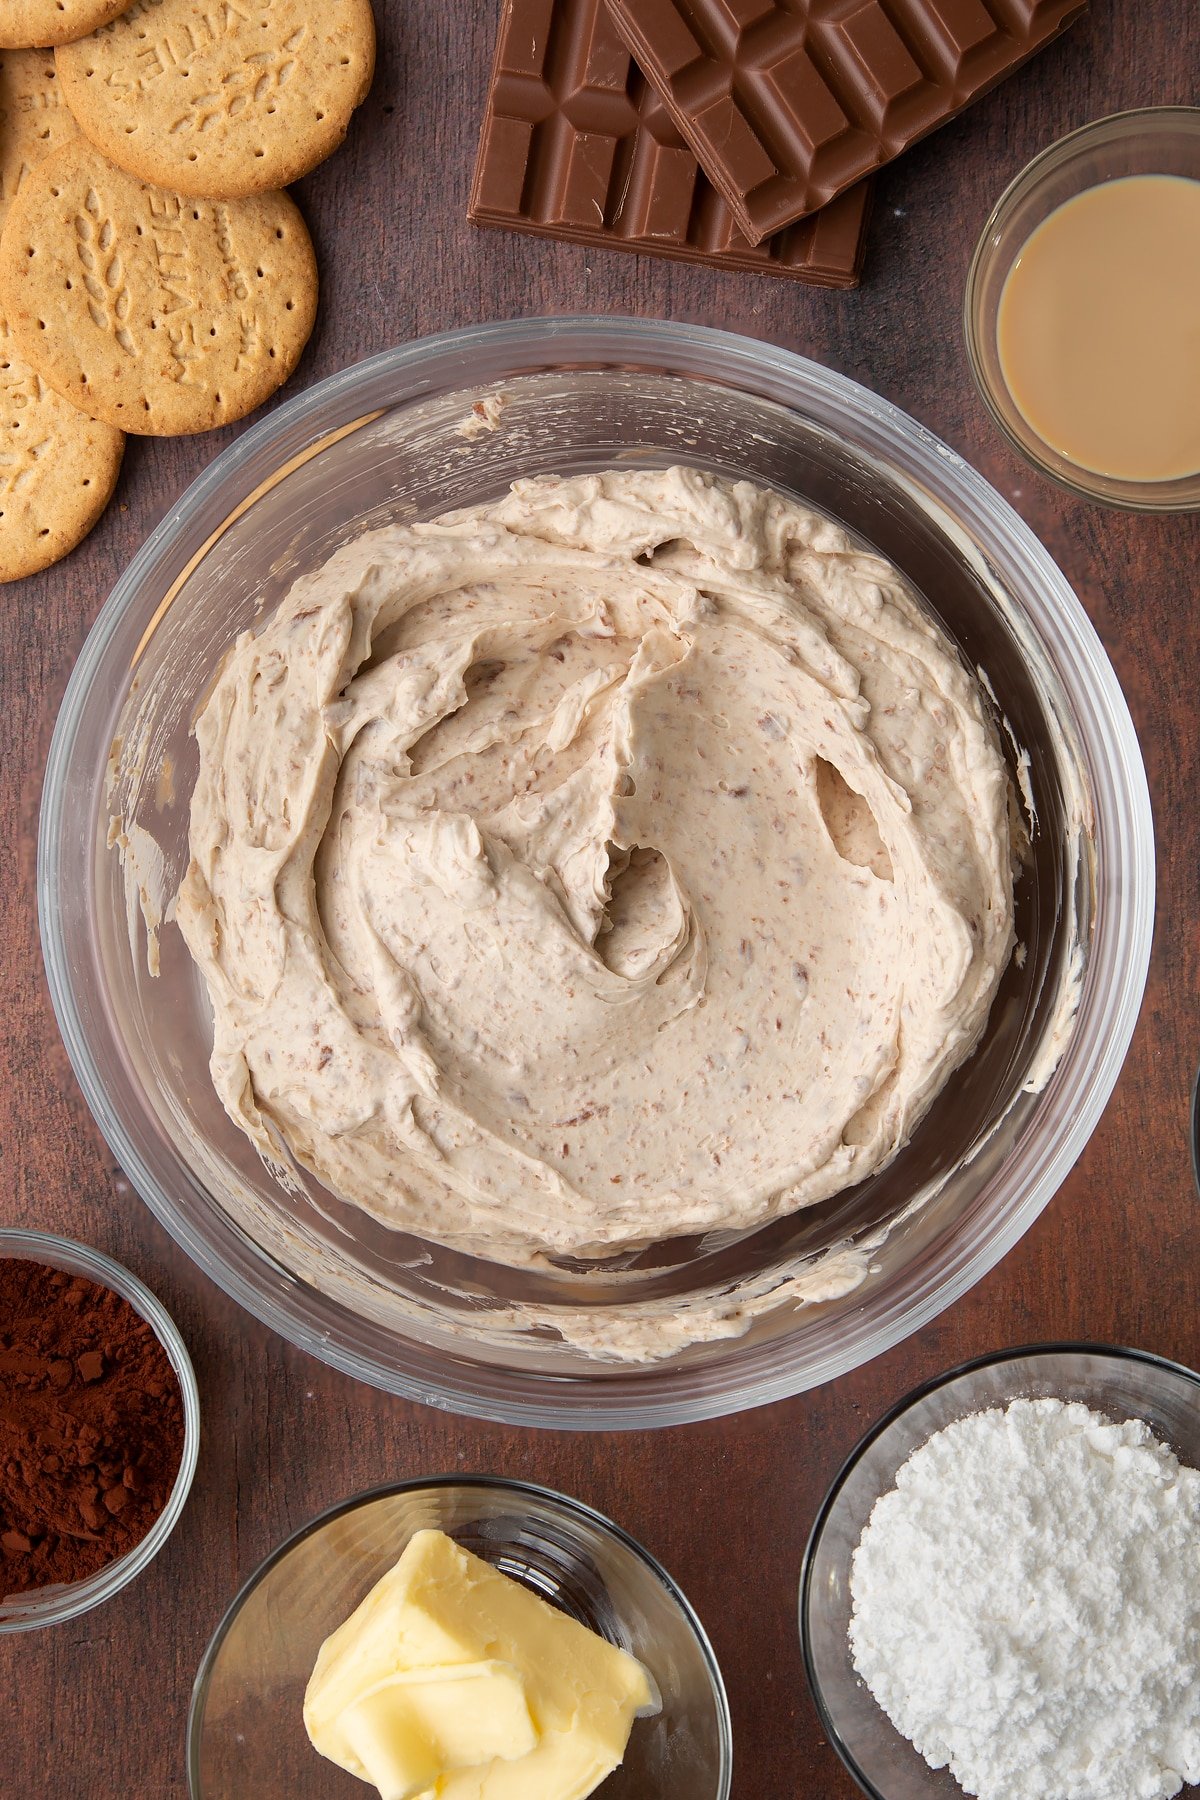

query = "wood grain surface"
[[2, 2, 1198, 1793]]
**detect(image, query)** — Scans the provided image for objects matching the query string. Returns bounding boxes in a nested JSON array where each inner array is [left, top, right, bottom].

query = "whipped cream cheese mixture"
[[176, 468, 1016, 1266]]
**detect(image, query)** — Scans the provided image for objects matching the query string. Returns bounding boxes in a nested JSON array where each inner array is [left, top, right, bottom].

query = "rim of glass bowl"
[[38, 316, 1155, 1430], [0, 1227, 200, 1632], [964, 107, 1200, 512], [186, 1473, 733, 1800], [797, 1341, 1200, 1800]]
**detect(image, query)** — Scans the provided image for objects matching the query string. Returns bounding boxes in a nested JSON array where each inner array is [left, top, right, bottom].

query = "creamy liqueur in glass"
[[997, 174, 1200, 483]]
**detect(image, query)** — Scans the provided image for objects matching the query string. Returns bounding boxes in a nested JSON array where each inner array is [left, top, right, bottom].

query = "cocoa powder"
[[0, 1257, 185, 1596]]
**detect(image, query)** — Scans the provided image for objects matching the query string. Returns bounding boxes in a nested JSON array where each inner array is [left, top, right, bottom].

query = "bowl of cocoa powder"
[[0, 1228, 199, 1630]]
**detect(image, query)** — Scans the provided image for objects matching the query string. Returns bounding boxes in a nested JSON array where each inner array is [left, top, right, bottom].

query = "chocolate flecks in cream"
[[176, 468, 1015, 1267]]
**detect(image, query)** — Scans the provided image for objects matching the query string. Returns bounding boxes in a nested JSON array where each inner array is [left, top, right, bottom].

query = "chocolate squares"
[[470, 0, 872, 285], [607, 0, 1086, 242]]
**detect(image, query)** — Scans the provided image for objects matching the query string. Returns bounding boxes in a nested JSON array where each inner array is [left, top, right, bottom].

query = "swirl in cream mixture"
[[177, 468, 1015, 1265]]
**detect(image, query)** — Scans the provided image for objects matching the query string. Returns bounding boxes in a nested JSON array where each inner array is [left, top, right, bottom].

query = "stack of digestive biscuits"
[[0, 0, 377, 580]]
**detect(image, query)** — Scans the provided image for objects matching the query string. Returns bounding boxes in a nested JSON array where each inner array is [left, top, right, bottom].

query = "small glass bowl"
[[0, 1227, 200, 1633], [965, 107, 1200, 510], [188, 1476, 732, 1800], [799, 1343, 1200, 1799]]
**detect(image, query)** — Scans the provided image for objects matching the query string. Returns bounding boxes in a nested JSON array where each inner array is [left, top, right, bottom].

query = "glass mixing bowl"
[[799, 1344, 1200, 1799], [38, 317, 1153, 1428], [188, 1477, 731, 1800]]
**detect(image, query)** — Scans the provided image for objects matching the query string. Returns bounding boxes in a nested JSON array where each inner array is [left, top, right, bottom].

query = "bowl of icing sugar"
[[801, 1343, 1200, 1800]]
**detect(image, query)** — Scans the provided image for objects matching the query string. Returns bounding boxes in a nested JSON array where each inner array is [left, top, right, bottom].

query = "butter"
[[337, 1662, 538, 1799], [304, 1528, 658, 1800]]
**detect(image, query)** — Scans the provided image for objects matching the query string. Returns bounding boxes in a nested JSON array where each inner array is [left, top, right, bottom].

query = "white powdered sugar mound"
[[849, 1396, 1200, 1800]]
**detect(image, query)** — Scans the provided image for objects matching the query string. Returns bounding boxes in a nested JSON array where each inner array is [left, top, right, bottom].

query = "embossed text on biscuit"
[[104, 2, 259, 94]]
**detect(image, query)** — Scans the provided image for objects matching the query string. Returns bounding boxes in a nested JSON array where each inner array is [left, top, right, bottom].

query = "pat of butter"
[[304, 1528, 658, 1800], [339, 1662, 538, 1799]]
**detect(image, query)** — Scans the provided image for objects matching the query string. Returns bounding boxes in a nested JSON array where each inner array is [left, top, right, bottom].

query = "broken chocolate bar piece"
[[470, 0, 872, 285]]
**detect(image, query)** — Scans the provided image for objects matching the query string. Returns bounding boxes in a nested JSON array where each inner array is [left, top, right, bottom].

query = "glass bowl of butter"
[[187, 1475, 731, 1800]]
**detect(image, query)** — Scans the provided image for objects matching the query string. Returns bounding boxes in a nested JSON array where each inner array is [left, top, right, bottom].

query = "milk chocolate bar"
[[469, 0, 872, 286], [607, 0, 1085, 243]]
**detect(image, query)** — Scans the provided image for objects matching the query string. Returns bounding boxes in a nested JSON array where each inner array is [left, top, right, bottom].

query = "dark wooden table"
[[4, 2, 1199, 1793]]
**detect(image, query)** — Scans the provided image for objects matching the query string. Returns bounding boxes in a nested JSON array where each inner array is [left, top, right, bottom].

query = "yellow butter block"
[[304, 1528, 658, 1800], [339, 1662, 538, 1800]]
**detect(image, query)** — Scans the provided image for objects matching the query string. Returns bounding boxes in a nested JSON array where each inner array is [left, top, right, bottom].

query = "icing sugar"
[[850, 1396, 1200, 1800]]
